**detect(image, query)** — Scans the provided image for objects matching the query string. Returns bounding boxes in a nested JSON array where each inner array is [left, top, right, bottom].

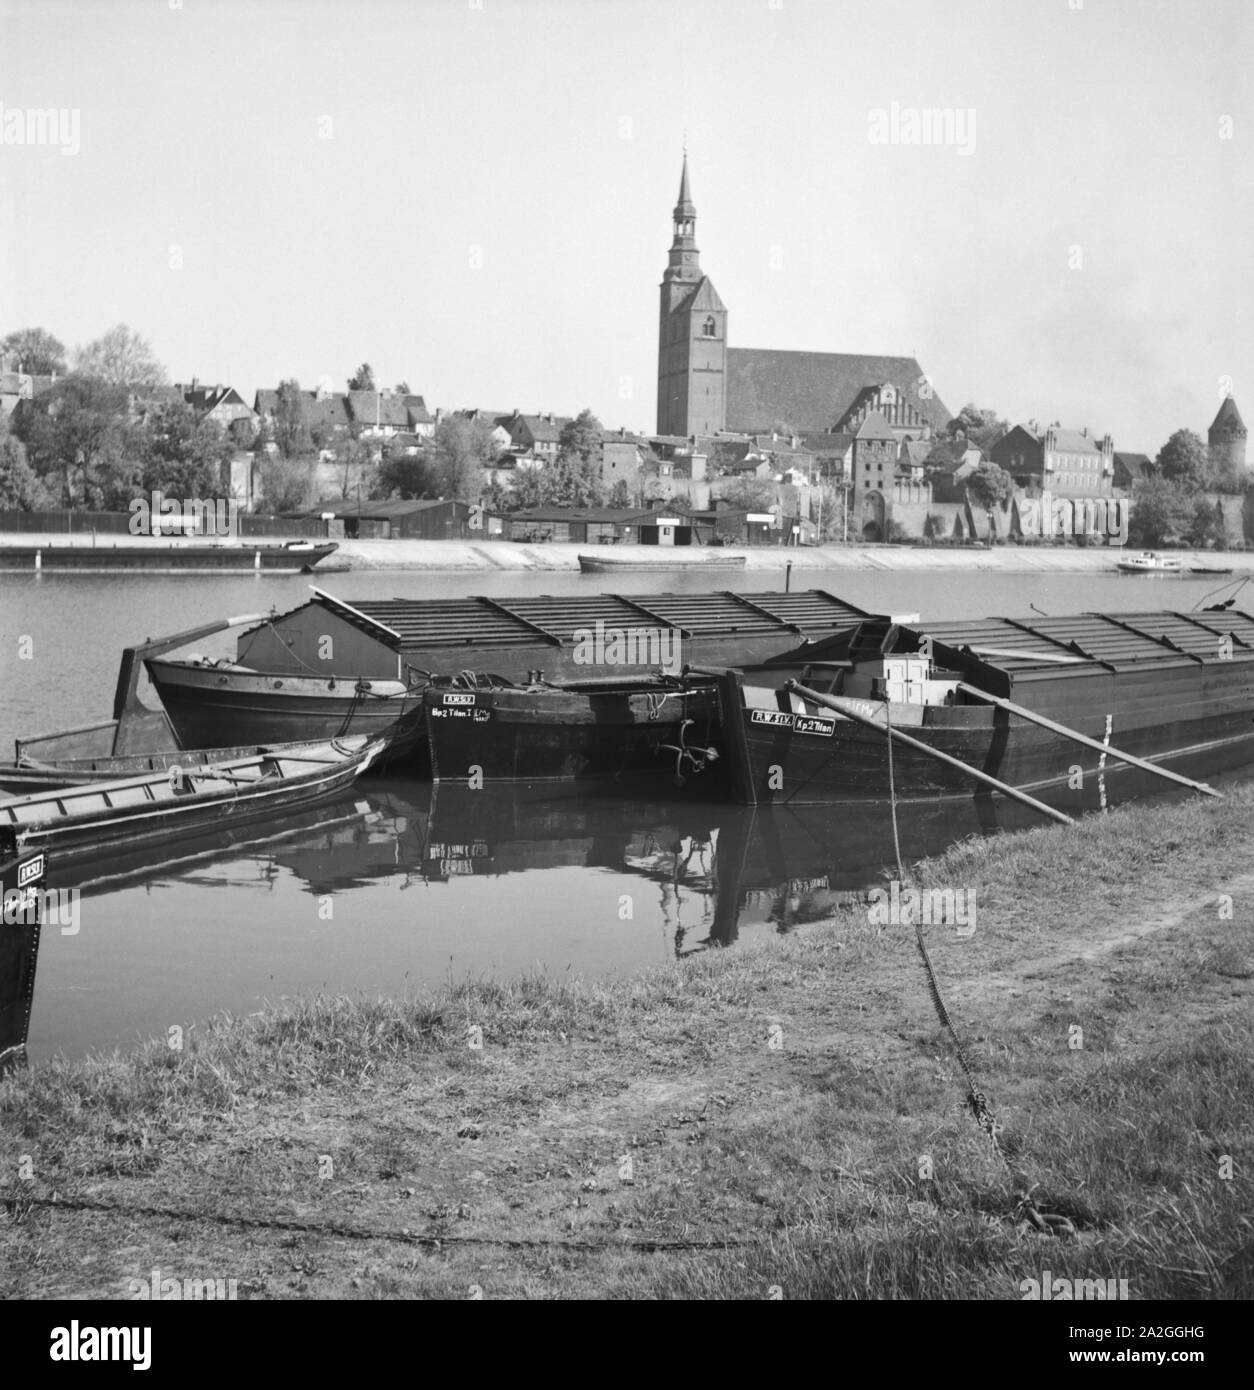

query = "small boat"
[[424, 673, 724, 790], [1116, 551, 1183, 574], [0, 847, 48, 1072], [0, 540, 340, 574], [695, 607, 1254, 808], [1188, 566, 1235, 576], [0, 734, 386, 865], [577, 551, 747, 574], [0, 738, 377, 795]]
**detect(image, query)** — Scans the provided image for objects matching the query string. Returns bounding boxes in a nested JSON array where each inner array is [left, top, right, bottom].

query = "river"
[[2, 565, 1248, 1060]]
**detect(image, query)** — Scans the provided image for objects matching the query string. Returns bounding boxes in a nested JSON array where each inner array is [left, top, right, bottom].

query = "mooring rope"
[[882, 693, 1073, 1238]]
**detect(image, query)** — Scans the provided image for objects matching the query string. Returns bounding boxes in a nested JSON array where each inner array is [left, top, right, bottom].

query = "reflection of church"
[[656, 156, 952, 538]]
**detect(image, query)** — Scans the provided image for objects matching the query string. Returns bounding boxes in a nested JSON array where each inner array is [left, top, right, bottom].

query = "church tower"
[[656, 154, 727, 438], [1208, 395, 1248, 481]]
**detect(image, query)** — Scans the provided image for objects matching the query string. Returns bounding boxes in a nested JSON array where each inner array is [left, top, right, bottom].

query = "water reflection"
[[15, 743, 1253, 1062]]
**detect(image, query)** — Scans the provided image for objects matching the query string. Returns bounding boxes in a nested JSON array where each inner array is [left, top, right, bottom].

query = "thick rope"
[[882, 692, 1073, 1237]]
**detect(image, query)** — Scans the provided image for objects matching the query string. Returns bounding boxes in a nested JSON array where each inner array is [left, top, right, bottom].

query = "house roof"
[[1047, 427, 1102, 455], [725, 347, 951, 436], [853, 411, 896, 441], [512, 415, 569, 444], [325, 498, 464, 520], [347, 392, 411, 429], [901, 439, 932, 467], [797, 432, 853, 455]]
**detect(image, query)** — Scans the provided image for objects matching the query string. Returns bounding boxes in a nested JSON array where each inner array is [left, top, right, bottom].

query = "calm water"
[[2, 565, 1248, 1060]]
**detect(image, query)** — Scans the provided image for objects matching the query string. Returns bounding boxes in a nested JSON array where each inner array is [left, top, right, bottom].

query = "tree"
[[715, 476, 777, 512], [0, 418, 56, 509], [1155, 429, 1209, 492], [1127, 475, 1192, 547], [946, 403, 1009, 453], [606, 478, 633, 510], [965, 461, 1015, 539], [429, 416, 494, 502], [14, 374, 135, 506], [1186, 496, 1228, 550], [348, 363, 376, 391], [1, 326, 67, 375], [273, 379, 312, 460], [395, 380, 411, 396], [257, 453, 314, 513], [137, 402, 234, 497], [333, 435, 379, 502], [72, 324, 166, 387], [377, 446, 436, 500]]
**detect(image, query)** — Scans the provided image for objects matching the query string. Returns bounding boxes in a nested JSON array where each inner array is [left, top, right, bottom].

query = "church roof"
[[1210, 396, 1246, 433], [725, 348, 950, 435]]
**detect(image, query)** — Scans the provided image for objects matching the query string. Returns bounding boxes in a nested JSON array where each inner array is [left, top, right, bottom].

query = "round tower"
[[1208, 396, 1248, 479]]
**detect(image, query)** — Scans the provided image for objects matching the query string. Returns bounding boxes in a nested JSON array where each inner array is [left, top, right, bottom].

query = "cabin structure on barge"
[[234, 588, 878, 684]]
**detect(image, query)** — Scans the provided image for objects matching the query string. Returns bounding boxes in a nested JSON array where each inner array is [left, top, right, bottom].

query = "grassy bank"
[[3, 789, 1252, 1299]]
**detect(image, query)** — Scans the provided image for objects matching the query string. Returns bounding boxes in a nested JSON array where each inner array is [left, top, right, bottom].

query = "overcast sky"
[[2, 0, 1250, 453]]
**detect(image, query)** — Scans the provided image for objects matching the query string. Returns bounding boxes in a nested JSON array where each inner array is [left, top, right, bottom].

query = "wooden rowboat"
[[0, 734, 385, 865]]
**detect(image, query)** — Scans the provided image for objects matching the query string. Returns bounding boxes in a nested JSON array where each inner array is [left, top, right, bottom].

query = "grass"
[[2, 788, 1252, 1299]]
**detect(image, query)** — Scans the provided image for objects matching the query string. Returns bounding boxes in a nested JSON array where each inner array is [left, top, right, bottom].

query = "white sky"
[[1, 0, 1250, 453]]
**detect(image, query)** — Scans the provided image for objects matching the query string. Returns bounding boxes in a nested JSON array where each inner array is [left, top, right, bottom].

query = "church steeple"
[[657, 150, 727, 437], [663, 152, 702, 296]]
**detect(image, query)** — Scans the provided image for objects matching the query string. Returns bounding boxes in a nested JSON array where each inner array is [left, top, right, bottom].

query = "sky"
[[1, 0, 1250, 454]]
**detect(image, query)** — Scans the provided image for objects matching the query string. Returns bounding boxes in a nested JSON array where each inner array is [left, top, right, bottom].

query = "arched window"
[[703, 317, 716, 337]]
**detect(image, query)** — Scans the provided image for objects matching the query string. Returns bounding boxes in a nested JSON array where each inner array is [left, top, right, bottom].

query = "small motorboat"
[[1116, 551, 1184, 574], [0, 734, 386, 865]]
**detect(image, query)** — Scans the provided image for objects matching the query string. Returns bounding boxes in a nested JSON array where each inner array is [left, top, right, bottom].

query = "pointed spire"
[[675, 150, 696, 219]]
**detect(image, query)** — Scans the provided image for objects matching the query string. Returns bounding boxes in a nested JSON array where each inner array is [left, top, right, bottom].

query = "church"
[[656, 155, 951, 443]]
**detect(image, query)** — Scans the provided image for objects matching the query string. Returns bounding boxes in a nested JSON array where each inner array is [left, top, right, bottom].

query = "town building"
[[990, 423, 1114, 495]]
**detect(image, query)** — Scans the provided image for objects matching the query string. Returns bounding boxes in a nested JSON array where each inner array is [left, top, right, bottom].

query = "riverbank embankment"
[[2, 788, 1250, 1299], [3, 532, 1253, 575]]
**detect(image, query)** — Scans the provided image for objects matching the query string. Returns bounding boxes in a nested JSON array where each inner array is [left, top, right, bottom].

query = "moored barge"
[[141, 588, 876, 756], [702, 608, 1254, 807]]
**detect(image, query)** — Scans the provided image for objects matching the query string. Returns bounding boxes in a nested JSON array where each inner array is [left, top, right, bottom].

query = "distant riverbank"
[[3, 787, 1251, 1299], [3, 532, 1252, 576]]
